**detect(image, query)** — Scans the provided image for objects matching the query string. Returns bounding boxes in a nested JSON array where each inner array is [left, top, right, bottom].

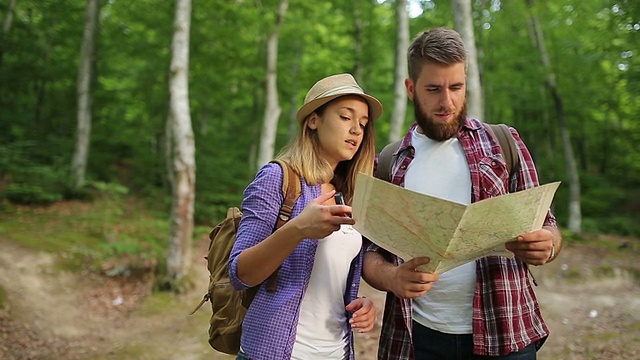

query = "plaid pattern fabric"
[[229, 163, 362, 360], [369, 118, 555, 359]]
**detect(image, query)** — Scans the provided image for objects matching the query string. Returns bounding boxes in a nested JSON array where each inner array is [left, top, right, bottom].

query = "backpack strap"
[[484, 123, 520, 175], [264, 159, 301, 292], [375, 139, 401, 182], [272, 159, 301, 227]]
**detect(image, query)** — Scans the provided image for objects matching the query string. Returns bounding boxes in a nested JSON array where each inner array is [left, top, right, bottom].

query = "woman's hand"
[[290, 190, 355, 240], [346, 297, 376, 333]]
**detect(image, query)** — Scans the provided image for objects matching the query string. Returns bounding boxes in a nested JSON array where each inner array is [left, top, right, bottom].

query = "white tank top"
[[405, 128, 476, 334], [291, 224, 362, 359]]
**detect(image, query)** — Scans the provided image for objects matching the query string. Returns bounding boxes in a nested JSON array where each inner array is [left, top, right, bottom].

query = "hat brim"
[[296, 94, 383, 124]]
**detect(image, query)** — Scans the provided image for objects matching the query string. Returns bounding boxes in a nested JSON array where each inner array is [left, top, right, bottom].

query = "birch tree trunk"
[[287, 56, 300, 142], [352, 0, 364, 82], [0, 0, 17, 72], [71, 0, 100, 189], [526, 0, 582, 232], [256, 0, 289, 169], [166, 0, 195, 282], [452, 0, 483, 120], [164, 112, 175, 190], [388, 0, 409, 142], [1, 0, 16, 33]]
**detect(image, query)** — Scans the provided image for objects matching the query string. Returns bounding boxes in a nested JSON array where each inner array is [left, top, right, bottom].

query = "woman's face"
[[307, 95, 369, 170]]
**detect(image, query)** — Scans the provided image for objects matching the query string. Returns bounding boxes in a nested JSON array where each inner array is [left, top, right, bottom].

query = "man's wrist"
[[543, 225, 561, 263], [547, 242, 556, 263]]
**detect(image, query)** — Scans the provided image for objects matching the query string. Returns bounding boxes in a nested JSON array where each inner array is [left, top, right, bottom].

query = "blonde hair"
[[277, 97, 376, 204]]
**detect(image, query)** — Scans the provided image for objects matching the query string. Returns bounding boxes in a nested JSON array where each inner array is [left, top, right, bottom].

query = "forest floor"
[[1, 229, 640, 359]]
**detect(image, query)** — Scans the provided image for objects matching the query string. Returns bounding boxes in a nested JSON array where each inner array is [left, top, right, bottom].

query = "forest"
[[0, 0, 639, 282]]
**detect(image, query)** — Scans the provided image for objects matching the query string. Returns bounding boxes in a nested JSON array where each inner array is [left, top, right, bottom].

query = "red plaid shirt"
[[369, 118, 555, 359]]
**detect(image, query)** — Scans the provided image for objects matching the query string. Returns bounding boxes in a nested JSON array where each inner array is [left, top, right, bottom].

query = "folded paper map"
[[352, 173, 561, 274]]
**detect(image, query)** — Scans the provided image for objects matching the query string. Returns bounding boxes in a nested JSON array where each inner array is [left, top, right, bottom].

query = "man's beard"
[[414, 100, 466, 141]]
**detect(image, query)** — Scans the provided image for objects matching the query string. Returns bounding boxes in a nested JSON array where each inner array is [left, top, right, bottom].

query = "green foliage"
[[575, 174, 640, 236], [4, 184, 62, 205], [195, 191, 243, 226], [98, 235, 161, 277], [582, 216, 640, 238], [0, 0, 638, 239], [0, 142, 69, 204], [0, 194, 168, 281], [90, 181, 129, 197], [559, 228, 584, 244]]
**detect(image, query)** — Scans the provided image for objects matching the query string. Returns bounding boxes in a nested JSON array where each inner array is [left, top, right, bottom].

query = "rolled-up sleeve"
[[228, 163, 284, 290]]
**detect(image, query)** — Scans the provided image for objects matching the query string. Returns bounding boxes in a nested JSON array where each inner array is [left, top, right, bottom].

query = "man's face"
[[405, 62, 467, 141]]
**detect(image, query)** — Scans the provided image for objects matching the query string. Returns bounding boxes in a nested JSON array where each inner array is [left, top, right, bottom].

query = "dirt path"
[[1, 237, 639, 360], [0, 237, 232, 360], [531, 245, 640, 359]]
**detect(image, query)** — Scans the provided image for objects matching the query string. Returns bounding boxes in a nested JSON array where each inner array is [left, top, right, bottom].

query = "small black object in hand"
[[334, 192, 352, 218]]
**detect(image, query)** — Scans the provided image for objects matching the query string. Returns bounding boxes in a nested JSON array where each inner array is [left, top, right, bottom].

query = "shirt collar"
[[397, 117, 480, 155]]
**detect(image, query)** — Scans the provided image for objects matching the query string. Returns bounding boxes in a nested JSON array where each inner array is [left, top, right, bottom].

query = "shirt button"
[[400, 164, 407, 170]]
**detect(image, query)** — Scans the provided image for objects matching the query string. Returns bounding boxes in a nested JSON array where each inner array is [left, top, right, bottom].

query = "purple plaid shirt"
[[369, 118, 556, 359], [228, 162, 363, 360]]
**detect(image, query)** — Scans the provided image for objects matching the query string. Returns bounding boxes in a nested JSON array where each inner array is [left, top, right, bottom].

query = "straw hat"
[[296, 73, 383, 124]]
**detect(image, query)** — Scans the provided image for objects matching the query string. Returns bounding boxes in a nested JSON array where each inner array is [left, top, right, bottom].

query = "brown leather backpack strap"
[[274, 159, 301, 227], [265, 159, 301, 292]]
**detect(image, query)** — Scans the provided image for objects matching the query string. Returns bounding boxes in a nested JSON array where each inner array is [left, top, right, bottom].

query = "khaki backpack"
[[190, 159, 301, 354]]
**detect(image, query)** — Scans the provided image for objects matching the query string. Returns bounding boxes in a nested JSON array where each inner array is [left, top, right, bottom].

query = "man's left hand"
[[505, 228, 556, 265]]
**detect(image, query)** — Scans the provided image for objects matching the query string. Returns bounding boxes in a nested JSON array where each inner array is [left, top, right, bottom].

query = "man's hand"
[[388, 257, 439, 299], [362, 252, 439, 299], [505, 227, 560, 265]]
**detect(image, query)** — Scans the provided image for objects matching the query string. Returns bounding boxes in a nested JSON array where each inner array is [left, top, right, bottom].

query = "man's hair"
[[407, 27, 467, 80]]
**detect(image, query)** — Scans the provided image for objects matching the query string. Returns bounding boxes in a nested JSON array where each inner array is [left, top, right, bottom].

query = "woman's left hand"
[[345, 297, 376, 333]]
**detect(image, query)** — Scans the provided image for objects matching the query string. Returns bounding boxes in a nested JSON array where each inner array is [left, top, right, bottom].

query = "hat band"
[[310, 84, 364, 101]]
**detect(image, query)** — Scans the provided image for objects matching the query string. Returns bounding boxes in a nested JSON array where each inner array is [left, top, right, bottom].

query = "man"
[[362, 27, 562, 360]]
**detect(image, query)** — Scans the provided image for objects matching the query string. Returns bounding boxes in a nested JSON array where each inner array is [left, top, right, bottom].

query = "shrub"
[[5, 184, 62, 205]]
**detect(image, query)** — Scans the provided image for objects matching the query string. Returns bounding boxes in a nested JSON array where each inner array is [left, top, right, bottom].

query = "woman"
[[228, 73, 383, 360]]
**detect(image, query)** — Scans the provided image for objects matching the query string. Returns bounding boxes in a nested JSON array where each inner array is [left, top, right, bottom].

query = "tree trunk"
[[256, 0, 289, 169], [352, 0, 364, 81], [287, 52, 301, 142], [388, 0, 409, 142], [164, 112, 175, 190], [71, 0, 100, 189], [166, 0, 194, 283], [526, 0, 582, 232], [1, 0, 16, 33], [0, 0, 17, 72], [452, 0, 483, 120]]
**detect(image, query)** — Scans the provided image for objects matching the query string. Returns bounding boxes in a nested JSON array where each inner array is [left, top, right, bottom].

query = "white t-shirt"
[[291, 224, 362, 360], [405, 128, 476, 334]]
